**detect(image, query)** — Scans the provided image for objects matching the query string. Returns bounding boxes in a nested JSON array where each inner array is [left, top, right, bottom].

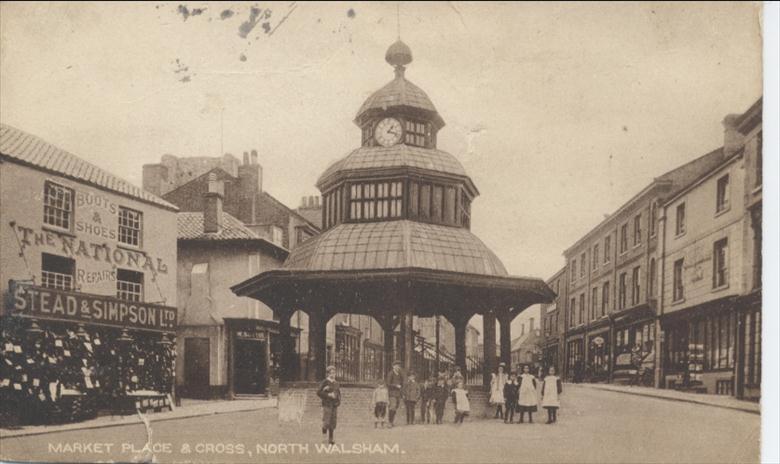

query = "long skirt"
[[322, 405, 338, 430]]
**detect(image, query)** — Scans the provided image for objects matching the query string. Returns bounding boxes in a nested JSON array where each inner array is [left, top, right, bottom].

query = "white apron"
[[489, 372, 507, 404], [541, 375, 561, 408], [517, 374, 538, 409]]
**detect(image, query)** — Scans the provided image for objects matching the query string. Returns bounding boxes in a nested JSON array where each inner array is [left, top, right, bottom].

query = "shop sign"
[[592, 336, 605, 347], [9, 283, 177, 332], [236, 330, 266, 341]]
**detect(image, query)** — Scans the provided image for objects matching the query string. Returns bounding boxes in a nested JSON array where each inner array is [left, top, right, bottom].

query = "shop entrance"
[[184, 337, 210, 398], [234, 339, 267, 395]]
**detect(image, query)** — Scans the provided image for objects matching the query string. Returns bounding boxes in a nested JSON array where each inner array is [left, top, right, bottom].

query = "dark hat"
[[326, 365, 336, 373]]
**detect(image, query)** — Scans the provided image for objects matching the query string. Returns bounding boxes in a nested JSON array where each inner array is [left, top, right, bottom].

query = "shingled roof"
[[0, 123, 177, 210]]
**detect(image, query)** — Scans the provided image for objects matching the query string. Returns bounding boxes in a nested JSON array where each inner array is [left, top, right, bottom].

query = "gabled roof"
[[177, 211, 290, 260], [0, 123, 177, 210]]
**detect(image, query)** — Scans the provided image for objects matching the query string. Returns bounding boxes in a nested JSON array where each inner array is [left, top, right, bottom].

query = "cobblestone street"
[[1, 385, 760, 463]]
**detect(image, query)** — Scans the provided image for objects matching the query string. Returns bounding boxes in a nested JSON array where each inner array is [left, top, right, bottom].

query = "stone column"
[[307, 309, 327, 382], [499, 311, 512, 368], [454, 317, 467, 375], [382, 314, 395, 378], [483, 311, 497, 387], [403, 312, 414, 375], [277, 311, 295, 382]]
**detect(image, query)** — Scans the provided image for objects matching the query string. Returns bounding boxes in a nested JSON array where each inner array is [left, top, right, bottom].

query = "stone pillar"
[[307, 309, 327, 382], [499, 312, 512, 369], [403, 312, 414, 375], [382, 314, 395, 378], [277, 311, 295, 382], [454, 318, 467, 375], [483, 311, 497, 387]]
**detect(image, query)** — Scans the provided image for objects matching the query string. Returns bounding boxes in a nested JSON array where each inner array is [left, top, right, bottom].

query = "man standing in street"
[[386, 360, 405, 427]]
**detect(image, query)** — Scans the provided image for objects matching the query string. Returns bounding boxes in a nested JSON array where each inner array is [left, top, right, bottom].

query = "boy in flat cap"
[[318, 365, 341, 444], [386, 360, 405, 427]]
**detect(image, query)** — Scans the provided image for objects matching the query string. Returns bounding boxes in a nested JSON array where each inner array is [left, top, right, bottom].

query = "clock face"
[[374, 118, 403, 147]]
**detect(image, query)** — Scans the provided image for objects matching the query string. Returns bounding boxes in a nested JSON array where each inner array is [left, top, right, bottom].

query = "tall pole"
[[220, 106, 225, 156]]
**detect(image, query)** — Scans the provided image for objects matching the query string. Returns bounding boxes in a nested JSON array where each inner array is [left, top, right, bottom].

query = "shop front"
[[225, 318, 299, 398], [564, 332, 585, 382], [611, 307, 655, 386], [1, 282, 177, 425], [661, 297, 737, 395], [586, 329, 610, 383]]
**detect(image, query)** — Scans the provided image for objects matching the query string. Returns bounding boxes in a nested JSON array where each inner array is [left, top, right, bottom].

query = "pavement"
[[0, 397, 277, 439], [0, 385, 760, 463], [571, 382, 761, 414]]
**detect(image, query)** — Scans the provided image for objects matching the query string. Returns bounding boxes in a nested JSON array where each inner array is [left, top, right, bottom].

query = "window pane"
[[445, 186, 456, 224], [420, 184, 431, 219], [409, 182, 419, 217]]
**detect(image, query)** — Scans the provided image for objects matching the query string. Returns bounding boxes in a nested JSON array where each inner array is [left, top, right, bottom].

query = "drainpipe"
[[655, 208, 668, 389]]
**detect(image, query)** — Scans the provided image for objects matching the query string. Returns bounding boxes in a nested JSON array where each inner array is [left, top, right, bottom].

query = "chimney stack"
[[243, 151, 249, 165], [251, 149, 258, 165], [204, 173, 224, 233], [722, 114, 744, 156]]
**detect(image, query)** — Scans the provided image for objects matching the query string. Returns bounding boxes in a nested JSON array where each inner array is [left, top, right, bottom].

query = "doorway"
[[234, 339, 267, 395], [184, 337, 210, 398]]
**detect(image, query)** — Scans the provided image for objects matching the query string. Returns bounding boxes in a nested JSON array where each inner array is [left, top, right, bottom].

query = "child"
[[372, 379, 389, 428], [490, 363, 508, 419], [517, 364, 538, 424], [432, 377, 449, 424], [451, 380, 470, 424], [541, 366, 563, 424], [420, 379, 433, 424], [503, 371, 518, 424], [402, 373, 421, 425], [317, 365, 341, 444]]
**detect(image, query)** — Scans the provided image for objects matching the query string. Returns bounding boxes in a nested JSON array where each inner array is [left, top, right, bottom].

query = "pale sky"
[[0, 2, 763, 331]]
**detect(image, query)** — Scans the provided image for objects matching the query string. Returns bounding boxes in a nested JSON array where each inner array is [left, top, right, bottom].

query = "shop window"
[[631, 266, 641, 306], [43, 181, 74, 230], [118, 207, 142, 247], [41, 253, 75, 290], [592, 244, 599, 270], [604, 235, 611, 263], [675, 203, 686, 236], [673, 259, 685, 302], [715, 174, 730, 213], [633, 214, 642, 246], [404, 119, 428, 147], [601, 281, 610, 316], [117, 269, 143, 302], [745, 310, 761, 386], [620, 224, 628, 253], [713, 238, 729, 288], [618, 272, 627, 310]]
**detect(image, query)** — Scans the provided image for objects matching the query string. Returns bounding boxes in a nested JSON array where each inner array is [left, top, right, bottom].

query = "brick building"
[[0, 124, 178, 423], [540, 268, 566, 376], [549, 97, 762, 400]]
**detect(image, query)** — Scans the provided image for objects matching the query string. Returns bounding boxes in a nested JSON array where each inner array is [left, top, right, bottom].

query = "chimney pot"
[[251, 149, 258, 165], [722, 114, 744, 155], [243, 152, 249, 165]]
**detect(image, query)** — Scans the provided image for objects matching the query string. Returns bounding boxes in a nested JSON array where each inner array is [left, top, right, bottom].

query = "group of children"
[[317, 361, 561, 444], [490, 363, 562, 424]]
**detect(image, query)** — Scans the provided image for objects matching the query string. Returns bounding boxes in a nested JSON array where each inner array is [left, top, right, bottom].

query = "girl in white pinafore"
[[516, 364, 538, 423], [489, 363, 508, 419], [541, 366, 562, 424]]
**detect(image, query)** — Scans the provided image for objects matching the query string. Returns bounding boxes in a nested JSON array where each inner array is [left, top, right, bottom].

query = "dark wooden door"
[[184, 337, 210, 398], [234, 339, 267, 395]]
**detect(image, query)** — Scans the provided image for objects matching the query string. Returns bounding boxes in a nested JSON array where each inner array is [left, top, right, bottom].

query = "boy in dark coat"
[[503, 371, 518, 424], [386, 361, 405, 427], [402, 373, 421, 424], [432, 377, 449, 424], [317, 365, 341, 444]]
